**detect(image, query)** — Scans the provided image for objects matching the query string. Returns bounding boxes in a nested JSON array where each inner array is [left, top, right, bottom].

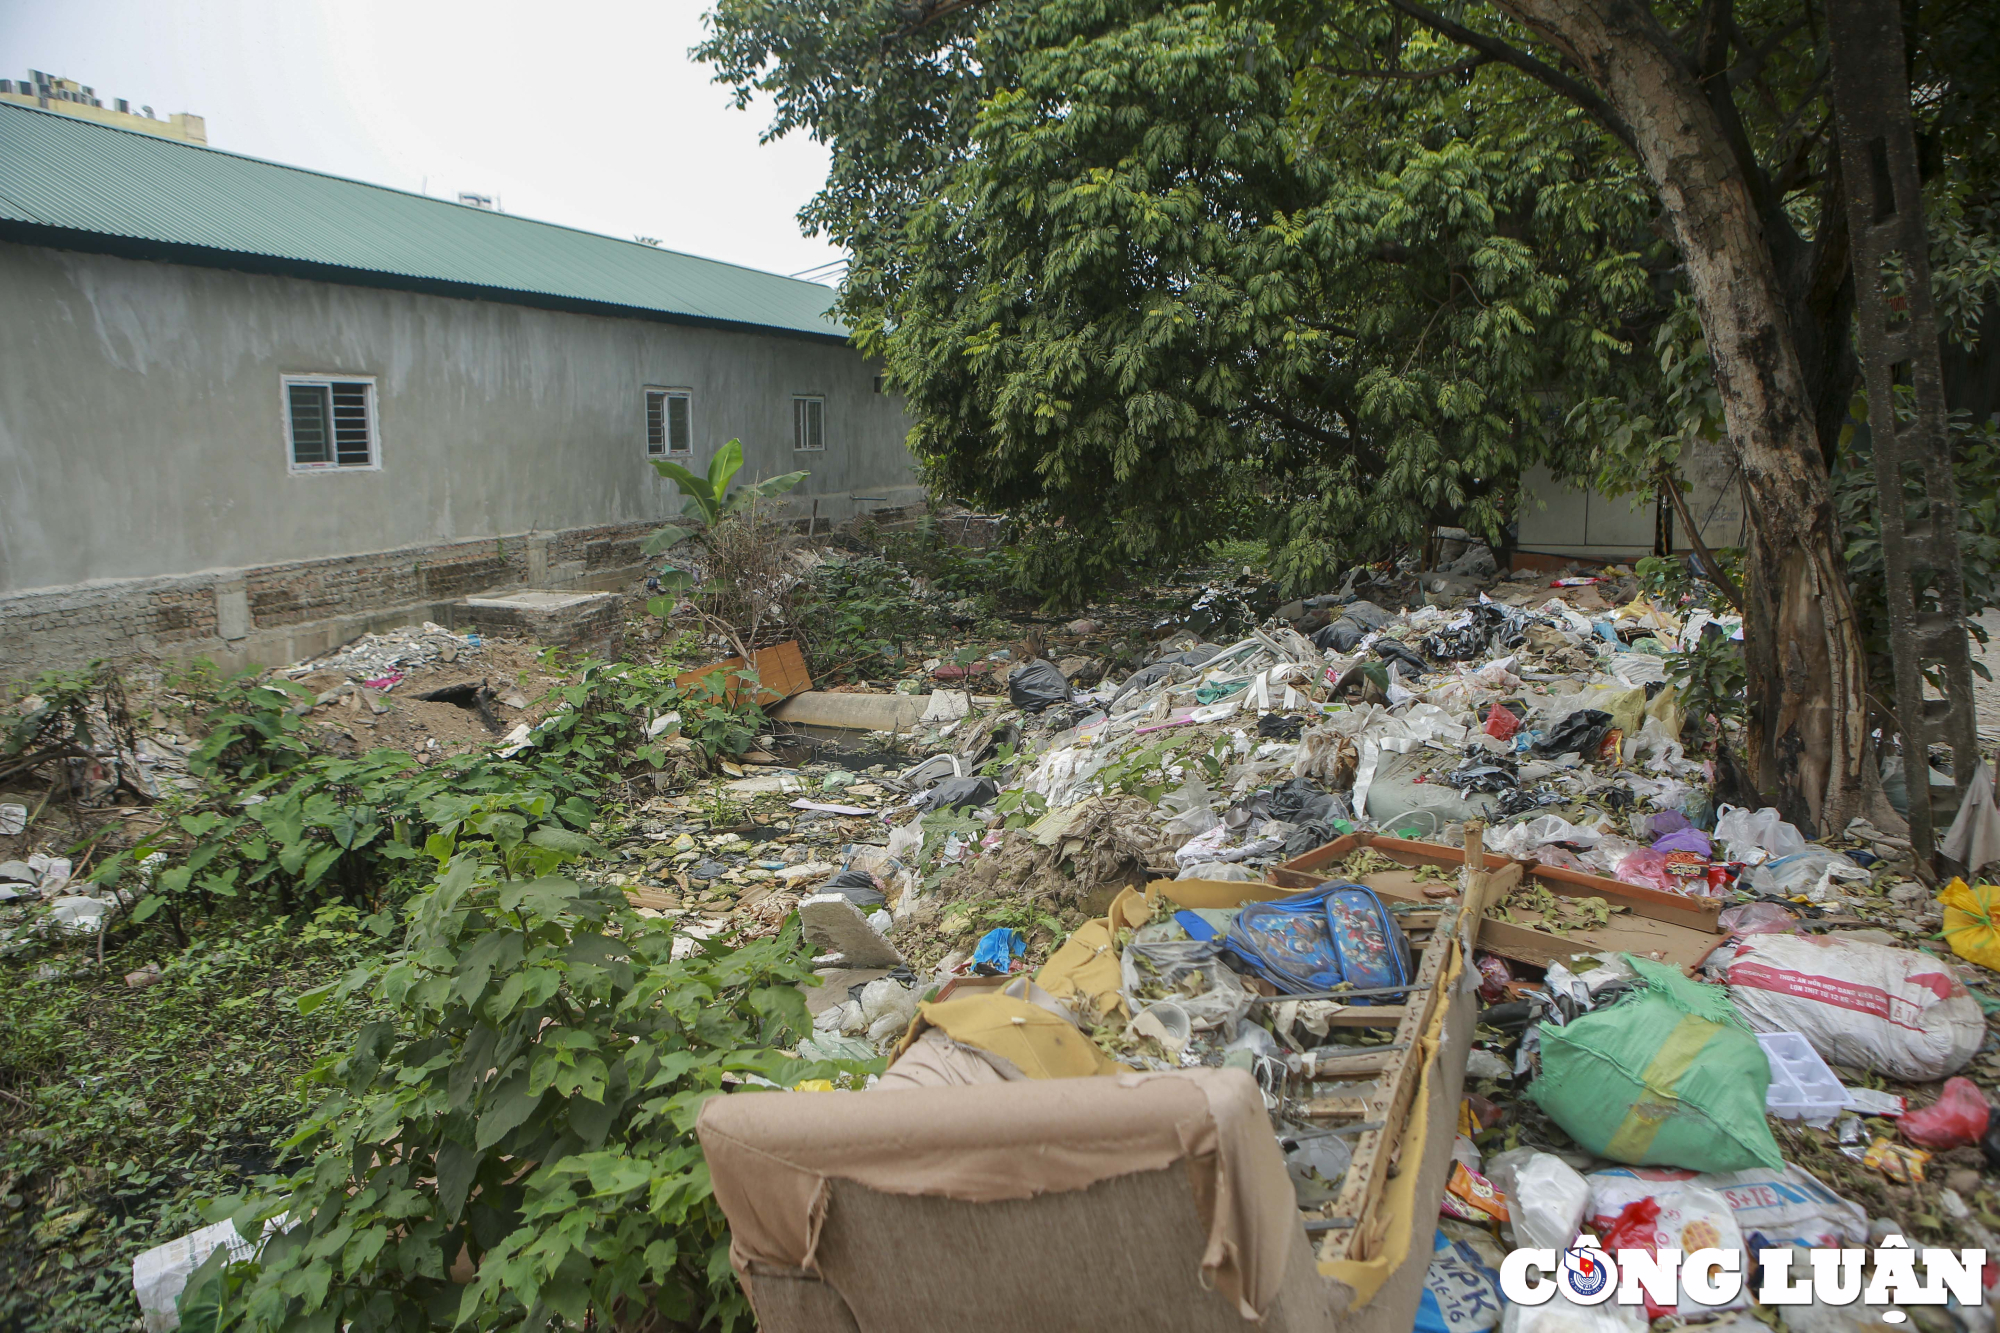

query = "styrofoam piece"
[[1756, 1030, 1847, 1122]]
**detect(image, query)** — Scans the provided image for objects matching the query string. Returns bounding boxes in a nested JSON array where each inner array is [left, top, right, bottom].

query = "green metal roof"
[[0, 102, 846, 341]]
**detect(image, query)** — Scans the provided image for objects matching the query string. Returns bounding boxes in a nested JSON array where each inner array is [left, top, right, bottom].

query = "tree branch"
[[1382, 0, 1638, 153], [1312, 55, 1492, 82], [1243, 395, 1358, 452]]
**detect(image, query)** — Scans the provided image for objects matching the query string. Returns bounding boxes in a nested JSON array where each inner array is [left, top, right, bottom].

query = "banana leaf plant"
[[642, 437, 808, 611]]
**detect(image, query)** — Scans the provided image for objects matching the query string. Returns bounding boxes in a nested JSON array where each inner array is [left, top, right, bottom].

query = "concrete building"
[[0, 102, 921, 678], [1513, 444, 1747, 566], [0, 70, 207, 143]]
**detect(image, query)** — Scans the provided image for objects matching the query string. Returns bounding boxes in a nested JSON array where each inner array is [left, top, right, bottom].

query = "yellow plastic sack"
[[1938, 878, 2000, 970]]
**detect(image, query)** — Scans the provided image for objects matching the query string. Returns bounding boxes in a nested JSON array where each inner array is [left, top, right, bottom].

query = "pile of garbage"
[[713, 554, 2000, 1329], [284, 621, 483, 685]]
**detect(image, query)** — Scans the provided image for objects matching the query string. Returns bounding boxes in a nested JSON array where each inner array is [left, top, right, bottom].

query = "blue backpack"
[[1220, 882, 1411, 998]]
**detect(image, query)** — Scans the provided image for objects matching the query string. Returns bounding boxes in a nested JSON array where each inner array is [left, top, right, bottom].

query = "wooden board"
[[675, 640, 813, 707], [1269, 832, 1724, 972], [1279, 832, 1721, 932]]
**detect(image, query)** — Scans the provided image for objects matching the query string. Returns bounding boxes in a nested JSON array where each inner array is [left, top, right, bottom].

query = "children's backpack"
[[1221, 882, 1410, 997]]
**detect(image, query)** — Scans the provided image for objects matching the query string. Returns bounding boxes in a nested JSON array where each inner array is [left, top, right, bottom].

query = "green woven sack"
[[1528, 955, 1783, 1172]]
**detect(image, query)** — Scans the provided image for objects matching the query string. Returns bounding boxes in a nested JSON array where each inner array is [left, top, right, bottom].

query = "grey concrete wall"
[[0, 241, 922, 596]]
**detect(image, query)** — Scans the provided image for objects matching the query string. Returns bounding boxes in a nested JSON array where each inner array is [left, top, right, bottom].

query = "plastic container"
[[1757, 1030, 1848, 1121]]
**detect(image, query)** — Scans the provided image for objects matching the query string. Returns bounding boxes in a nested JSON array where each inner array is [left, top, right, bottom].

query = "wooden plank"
[[1321, 1006, 1407, 1027], [1302, 1096, 1373, 1119], [1317, 921, 1454, 1261], [1276, 831, 1721, 932]]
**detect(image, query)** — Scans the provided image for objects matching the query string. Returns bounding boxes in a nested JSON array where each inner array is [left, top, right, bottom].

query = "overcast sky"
[[0, 0, 845, 282]]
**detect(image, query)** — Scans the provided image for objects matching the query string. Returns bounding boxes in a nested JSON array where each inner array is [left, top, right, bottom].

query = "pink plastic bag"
[[1901, 1077, 1993, 1149], [1615, 848, 1679, 892]]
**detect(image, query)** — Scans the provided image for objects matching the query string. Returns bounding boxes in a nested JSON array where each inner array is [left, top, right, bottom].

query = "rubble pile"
[[284, 621, 483, 684]]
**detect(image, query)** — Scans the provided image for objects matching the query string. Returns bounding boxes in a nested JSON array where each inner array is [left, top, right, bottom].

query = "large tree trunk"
[[1488, 0, 1874, 835]]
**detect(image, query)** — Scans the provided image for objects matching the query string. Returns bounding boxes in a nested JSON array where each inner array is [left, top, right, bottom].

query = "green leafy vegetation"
[[0, 654, 780, 1331], [201, 846, 862, 1332], [0, 913, 388, 1332]]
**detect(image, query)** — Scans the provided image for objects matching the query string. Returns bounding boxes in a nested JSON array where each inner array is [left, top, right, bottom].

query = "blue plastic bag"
[[971, 927, 1025, 972]]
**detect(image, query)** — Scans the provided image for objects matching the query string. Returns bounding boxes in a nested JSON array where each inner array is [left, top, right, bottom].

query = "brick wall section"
[[549, 523, 657, 576], [0, 520, 656, 682]]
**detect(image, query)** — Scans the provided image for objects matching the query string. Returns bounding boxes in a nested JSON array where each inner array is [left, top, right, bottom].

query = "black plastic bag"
[[1445, 756, 1518, 793], [815, 867, 887, 908], [1267, 776, 1339, 825], [917, 775, 1000, 812], [1312, 618, 1367, 653], [1532, 708, 1613, 758], [1373, 640, 1429, 678], [1008, 658, 1071, 713], [1257, 713, 1307, 740]]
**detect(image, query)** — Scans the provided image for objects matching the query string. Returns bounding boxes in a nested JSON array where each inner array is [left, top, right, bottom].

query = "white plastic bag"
[[1486, 815, 1602, 858], [1712, 805, 1808, 863], [1724, 933, 1983, 1081], [1512, 1152, 1590, 1251]]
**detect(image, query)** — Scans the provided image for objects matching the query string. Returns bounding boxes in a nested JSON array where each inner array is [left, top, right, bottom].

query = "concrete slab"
[[456, 589, 622, 659], [799, 893, 903, 968]]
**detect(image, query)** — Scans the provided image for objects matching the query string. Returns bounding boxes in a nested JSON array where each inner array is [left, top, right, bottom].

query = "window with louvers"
[[284, 375, 377, 469]]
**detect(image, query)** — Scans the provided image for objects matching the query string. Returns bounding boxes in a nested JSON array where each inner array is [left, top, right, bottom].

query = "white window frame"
[[645, 387, 694, 457], [792, 394, 826, 452], [281, 373, 382, 473]]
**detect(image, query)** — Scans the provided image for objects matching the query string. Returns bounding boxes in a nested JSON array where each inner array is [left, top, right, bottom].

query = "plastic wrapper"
[[1511, 1152, 1589, 1251], [1118, 934, 1251, 1034], [1486, 814, 1601, 858], [1475, 954, 1513, 1003], [1612, 847, 1678, 892], [1716, 902, 1799, 936], [1900, 1076, 1992, 1149], [1484, 702, 1521, 741], [1593, 1182, 1749, 1319], [1587, 1162, 1866, 1254], [1862, 1136, 1929, 1183], [1439, 1162, 1509, 1225]]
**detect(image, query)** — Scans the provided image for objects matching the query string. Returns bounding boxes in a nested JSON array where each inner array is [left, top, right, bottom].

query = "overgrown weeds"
[[0, 651, 777, 1330], [0, 911, 387, 1333]]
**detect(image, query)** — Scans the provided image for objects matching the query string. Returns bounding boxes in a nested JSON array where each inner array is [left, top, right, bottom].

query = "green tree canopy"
[[702, 0, 1667, 602]]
